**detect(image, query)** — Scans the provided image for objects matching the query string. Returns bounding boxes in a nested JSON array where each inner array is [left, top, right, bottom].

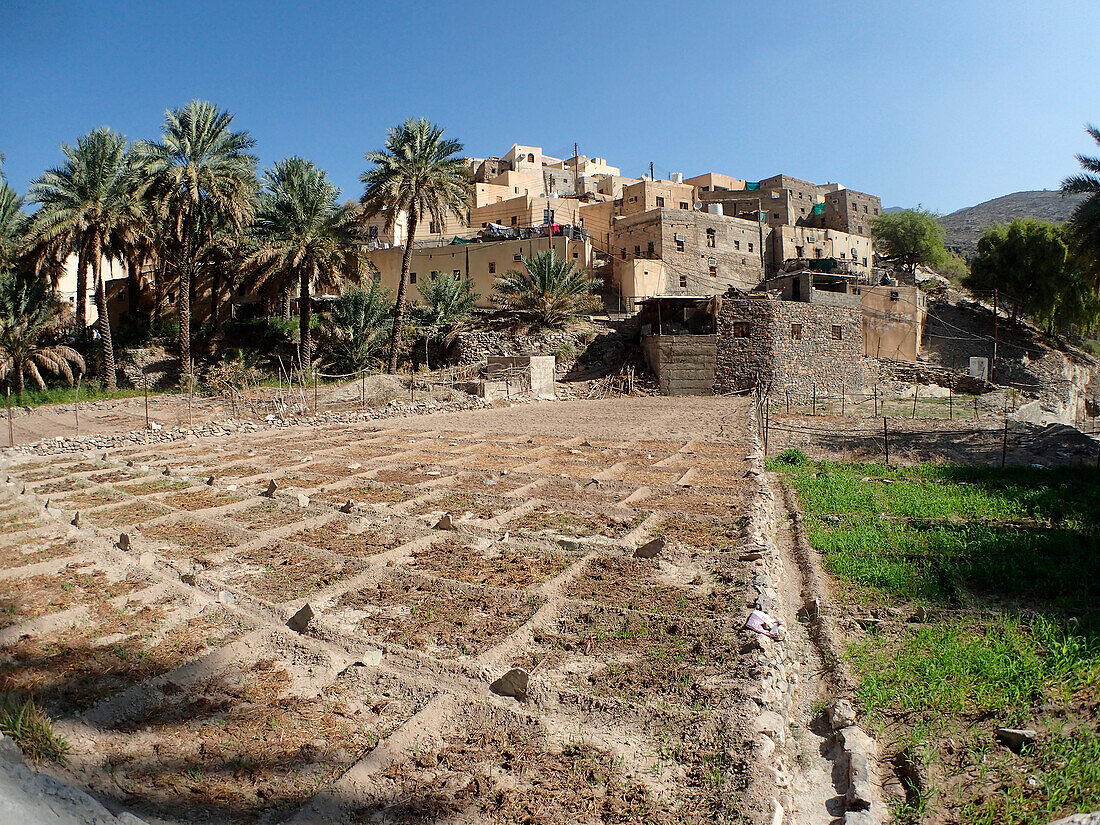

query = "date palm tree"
[[249, 158, 365, 369], [0, 271, 84, 397], [135, 101, 258, 375], [27, 127, 136, 388], [1062, 123, 1100, 287], [494, 249, 599, 329], [0, 159, 28, 275], [360, 118, 471, 372]]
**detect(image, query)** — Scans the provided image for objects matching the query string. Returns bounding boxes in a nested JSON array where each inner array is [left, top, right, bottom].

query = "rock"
[[296, 493, 310, 507], [287, 603, 314, 633], [180, 573, 197, 586], [162, 466, 171, 476], [489, 667, 529, 701], [117, 533, 132, 551], [740, 551, 764, 562], [354, 649, 382, 667], [911, 604, 929, 623], [633, 537, 665, 559], [263, 479, 278, 497], [339, 500, 355, 514], [434, 513, 454, 530], [798, 598, 820, 621], [138, 551, 156, 568], [996, 727, 1037, 753], [206, 476, 215, 486], [830, 698, 857, 730], [126, 460, 134, 467], [0, 732, 24, 765], [70, 512, 81, 528], [217, 589, 235, 605]]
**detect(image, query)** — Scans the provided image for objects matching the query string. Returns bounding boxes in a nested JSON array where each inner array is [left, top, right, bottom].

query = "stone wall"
[[641, 334, 716, 396], [715, 297, 863, 398]]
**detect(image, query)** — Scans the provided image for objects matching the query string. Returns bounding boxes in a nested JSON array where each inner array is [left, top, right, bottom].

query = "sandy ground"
[[0, 395, 833, 825]]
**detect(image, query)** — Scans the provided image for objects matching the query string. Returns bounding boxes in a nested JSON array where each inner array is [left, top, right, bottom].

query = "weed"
[[774, 448, 808, 466], [0, 695, 69, 762]]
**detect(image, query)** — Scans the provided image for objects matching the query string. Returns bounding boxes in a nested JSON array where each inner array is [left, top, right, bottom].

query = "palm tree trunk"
[[92, 235, 117, 390], [152, 259, 163, 329], [388, 213, 418, 373], [210, 268, 221, 327], [127, 254, 140, 320], [282, 287, 292, 320], [299, 266, 312, 370], [76, 246, 88, 331], [179, 262, 192, 377]]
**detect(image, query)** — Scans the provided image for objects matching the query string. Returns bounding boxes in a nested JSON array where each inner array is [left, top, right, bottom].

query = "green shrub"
[[0, 695, 69, 762], [775, 448, 809, 466]]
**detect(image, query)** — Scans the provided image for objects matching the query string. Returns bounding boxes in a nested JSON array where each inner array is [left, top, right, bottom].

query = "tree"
[[248, 158, 364, 369], [412, 272, 480, 368], [360, 119, 471, 372], [27, 127, 137, 388], [494, 249, 600, 329], [0, 271, 84, 397], [135, 101, 258, 376], [0, 168, 27, 275], [1061, 123, 1100, 288], [966, 219, 1099, 334], [869, 208, 948, 278], [318, 281, 394, 373]]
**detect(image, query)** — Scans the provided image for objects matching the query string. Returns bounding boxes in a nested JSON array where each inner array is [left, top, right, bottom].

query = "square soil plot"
[[532, 478, 635, 508], [227, 501, 313, 532], [643, 488, 750, 520], [141, 519, 250, 561], [460, 453, 523, 472], [565, 556, 722, 619], [408, 538, 576, 588], [507, 505, 643, 540], [354, 711, 680, 825], [54, 486, 130, 509], [0, 534, 80, 569], [0, 565, 147, 630], [0, 511, 45, 536], [311, 482, 417, 507], [160, 487, 247, 512], [414, 491, 510, 521], [216, 463, 272, 480], [655, 514, 745, 553], [336, 571, 542, 657], [86, 468, 139, 484], [117, 477, 190, 496], [527, 606, 741, 708], [9, 465, 65, 482], [93, 660, 428, 825], [219, 543, 368, 603], [0, 599, 249, 714], [372, 467, 450, 487], [87, 500, 172, 529], [285, 521, 414, 560], [30, 477, 91, 496], [619, 466, 691, 487]]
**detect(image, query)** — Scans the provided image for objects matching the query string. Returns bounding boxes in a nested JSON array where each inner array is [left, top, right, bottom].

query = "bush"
[[0, 695, 69, 762], [775, 448, 809, 466]]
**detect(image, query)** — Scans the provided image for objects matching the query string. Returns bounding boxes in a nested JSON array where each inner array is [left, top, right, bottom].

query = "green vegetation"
[[0, 695, 70, 762], [869, 208, 948, 277], [1061, 123, 1100, 291], [360, 118, 472, 372], [774, 457, 1100, 822], [319, 282, 394, 373], [0, 271, 85, 396], [494, 249, 600, 329]]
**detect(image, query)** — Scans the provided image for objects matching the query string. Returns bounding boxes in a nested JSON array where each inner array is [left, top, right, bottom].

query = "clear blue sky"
[[2, 0, 1097, 214]]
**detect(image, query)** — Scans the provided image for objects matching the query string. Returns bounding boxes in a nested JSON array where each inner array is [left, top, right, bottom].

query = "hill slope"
[[939, 190, 1084, 256]]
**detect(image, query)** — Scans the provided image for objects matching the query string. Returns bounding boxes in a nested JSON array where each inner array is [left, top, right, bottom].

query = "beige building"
[[685, 172, 745, 193], [470, 194, 584, 230], [769, 225, 875, 277], [861, 284, 926, 361], [366, 235, 593, 310], [620, 179, 697, 217]]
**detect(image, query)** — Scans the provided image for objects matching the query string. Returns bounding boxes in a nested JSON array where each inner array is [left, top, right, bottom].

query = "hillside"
[[938, 190, 1084, 257]]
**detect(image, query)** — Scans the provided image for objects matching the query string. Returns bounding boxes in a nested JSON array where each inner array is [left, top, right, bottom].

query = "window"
[[527, 153, 535, 162], [791, 323, 803, 340], [679, 201, 689, 210], [773, 212, 780, 219], [732, 321, 750, 338], [409, 272, 417, 284], [831, 324, 843, 340], [481, 222, 488, 228], [678, 274, 687, 288], [368, 225, 378, 239], [513, 253, 523, 262], [858, 226, 864, 234], [573, 252, 578, 258], [453, 269, 461, 277], [647, 241, 654, 256], [864, 204, 869, 213], [890, 290, 900, 302], [796, 246, 804, 258], [634, 245, 641, 256], [734, 240, 740, 250], [709, 265, 717, 277], [676, 238, 685, 252], [874, 208, 879, 215], [429, 221, 439, 234], [862, 257, 868, 266], [706, 228, 716, 248], [488, 262, 496, 273], [748, 242, 754, 252], [840, 252, 846, 259], [655, 196, 665, 207], [852, 247, 858, 259], [511, 216, 517, 226], [629, 195, 638, 202]]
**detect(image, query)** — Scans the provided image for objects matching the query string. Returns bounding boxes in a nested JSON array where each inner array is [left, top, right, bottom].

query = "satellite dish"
[[693, 201, 703, 211]]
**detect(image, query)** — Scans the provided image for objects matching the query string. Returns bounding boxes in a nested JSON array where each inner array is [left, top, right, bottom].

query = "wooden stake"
[[74, 374, 81, 435], [883, 416, 889, 465]]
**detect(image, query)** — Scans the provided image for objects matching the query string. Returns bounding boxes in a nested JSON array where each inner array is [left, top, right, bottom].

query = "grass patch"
[[0, 695, 69, 762]]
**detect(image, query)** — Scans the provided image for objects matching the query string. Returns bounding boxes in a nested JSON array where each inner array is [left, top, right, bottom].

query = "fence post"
[[74, 374, 81, 435], [6, 387, 12, 447], [883, 416, 889, 466], [873, 385, 878, 417], [314, 374, 318, 412], [188, 361, 193, 428], [912, 384, 918, 418], [974, 398, 979, 420], [1001, 399, 1009, 468], [785, 389, 790, 414], [142, 353, 150, 430], [949, 387, 953, 420], [812, 383, 817, 417], [840, 392, 845, 417]]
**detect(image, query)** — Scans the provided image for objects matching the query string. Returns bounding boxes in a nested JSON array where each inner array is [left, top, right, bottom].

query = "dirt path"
[[0, 397, 841, 824]]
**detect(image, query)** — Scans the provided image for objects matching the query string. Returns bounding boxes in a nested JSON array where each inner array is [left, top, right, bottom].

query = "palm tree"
[[0, 178, 27, 275], [494, 249, 599, 329], [1062, 123, 1100, 287], [27, 127, 137, 388], [414, 272, 480, 367], [134, 101, 258, 375], [249, 158, 365, 369], [360, 119, 471, 372], [319, 280, 394, 373], [0, 271, 84, 397]]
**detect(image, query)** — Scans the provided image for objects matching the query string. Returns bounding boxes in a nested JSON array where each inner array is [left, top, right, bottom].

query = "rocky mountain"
[[938, 190, 1085, 257]]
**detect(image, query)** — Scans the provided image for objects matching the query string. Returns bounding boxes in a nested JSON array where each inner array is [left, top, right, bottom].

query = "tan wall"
[[771, 225, 875, 275], [56, 253, 128, 326], [685, 173, 745, 192], [470, 194, 583, 229], [861, 285, 927, 362], [595, 175, 641, 198], [473, 182, 516, 208], [615, 259, 667, 311], [366, 236, 592, 310], [823, 188, 882, 237], [487, 169, 542, 197], [578, 200, 620, 252], [621, 180, 697, 216]]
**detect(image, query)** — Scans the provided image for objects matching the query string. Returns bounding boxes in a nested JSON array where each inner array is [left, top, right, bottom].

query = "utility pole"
[[992, 288, 999, 384], [649, 161, 655, 181]]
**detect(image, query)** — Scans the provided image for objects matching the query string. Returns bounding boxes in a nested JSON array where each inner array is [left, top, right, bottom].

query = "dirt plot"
[[507, 505, 642, 539], [117, 477, 188, 496], [337, 571, 542, 657], [87, 500, 172, 528], [643, 487, 751, 519], [0, 534, 80, 568], [311, 481, 417, 507], [160, 487, 247, 511], [30, 477, 90, 496], [416, 491, 508, 521], [86, 468, 138, 484], [227, 501, 314, 532], [565, 555, 720, 618], [219, 543, 368, 603], [0, 600, 248, 713], [53, 486, 130, 509], [372, 467, 451, 487], [656, 513, 746, 552], [0, 511, 45, 535], [95, 662, 427, 825], [141, 518, 250, 559], [408, 538, 575, 588], [0, 565, 147, 629], [286, 519, 414, 559]]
